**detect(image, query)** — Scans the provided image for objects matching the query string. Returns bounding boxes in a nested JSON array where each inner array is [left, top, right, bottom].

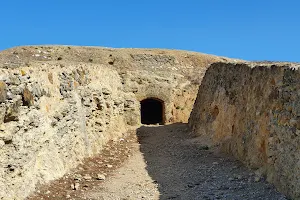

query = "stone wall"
[[189, 62, 300, 199], [0, 46, 235, 199]]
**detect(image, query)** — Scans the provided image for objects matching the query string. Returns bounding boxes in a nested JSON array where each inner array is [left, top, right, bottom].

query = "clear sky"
[[0, 1, 299, 62]]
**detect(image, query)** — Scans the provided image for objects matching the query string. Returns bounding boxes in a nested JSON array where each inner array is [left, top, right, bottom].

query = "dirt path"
[[29, 123, 287, 200]]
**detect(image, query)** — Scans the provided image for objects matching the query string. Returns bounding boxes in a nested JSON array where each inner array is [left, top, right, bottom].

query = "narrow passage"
[[28, 124, 286, 200]]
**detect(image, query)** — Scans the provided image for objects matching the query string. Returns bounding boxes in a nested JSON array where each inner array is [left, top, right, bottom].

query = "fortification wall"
[[189, 62, 300, 199]]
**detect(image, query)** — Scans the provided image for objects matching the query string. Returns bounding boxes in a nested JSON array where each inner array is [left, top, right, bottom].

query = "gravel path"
[[84, 123, 286, 200], [29, 123, 287, 200]]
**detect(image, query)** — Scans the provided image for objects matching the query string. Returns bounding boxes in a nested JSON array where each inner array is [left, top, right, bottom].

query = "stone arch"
[[140, 97, 165, 125]]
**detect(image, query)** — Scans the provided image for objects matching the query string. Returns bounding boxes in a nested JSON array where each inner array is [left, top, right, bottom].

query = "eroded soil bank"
[[28, 124, 286, 200]]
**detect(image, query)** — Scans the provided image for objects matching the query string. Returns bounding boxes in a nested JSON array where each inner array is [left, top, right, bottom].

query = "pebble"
[[106, 164, 113, 168], [71, 182, 80, 190], [75, 182, 80, 190], [74, 174, 82, 181], [96, 174, 106, 180], [254, 176, 261, 182], [83, 174, 92, 180], [234, 174, 242, 180]]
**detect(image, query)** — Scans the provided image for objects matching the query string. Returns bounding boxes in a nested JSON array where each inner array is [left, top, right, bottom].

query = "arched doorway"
[[140, 98, 164, 125]]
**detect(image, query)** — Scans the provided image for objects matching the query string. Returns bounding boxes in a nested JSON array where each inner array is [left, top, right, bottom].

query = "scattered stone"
[[20, 70, 26, 76], [108, 55, 115, 65], [96, 174, 106, 180], [231, 166, 238, 170], [0, 140, 5, 148], [83, 174, 92, 180], [48, 72, 54, 84], [22, 87, 34, 106], [234, 174, 242, 180], [0, 81, 7, 103], [102, 88, 111, 95], [106, 164, 113, 168], [254, 176, 261, 182], [74, 174, 82, 181], [71, 182, 80, 190]]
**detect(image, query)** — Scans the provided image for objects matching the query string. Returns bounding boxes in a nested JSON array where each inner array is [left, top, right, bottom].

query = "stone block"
[[0, 81, 7, 103]]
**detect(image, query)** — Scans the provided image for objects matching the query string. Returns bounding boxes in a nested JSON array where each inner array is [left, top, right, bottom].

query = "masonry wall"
[[189, 62, 300, 199]]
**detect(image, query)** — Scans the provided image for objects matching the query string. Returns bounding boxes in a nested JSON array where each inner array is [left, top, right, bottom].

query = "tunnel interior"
[[141, 98, 164, 125]]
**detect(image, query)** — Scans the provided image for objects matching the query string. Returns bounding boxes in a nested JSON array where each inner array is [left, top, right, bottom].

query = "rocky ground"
[[27, 124, 287, 200]]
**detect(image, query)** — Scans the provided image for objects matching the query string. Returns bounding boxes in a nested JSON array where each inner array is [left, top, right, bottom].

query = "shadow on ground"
[[136, 123, 287, 200]]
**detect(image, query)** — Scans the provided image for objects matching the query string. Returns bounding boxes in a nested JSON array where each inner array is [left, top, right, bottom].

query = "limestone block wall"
[[189, 62, 300, 199]]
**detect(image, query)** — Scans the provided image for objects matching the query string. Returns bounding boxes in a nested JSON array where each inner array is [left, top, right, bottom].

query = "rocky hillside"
[[0, 45, 239, 83]]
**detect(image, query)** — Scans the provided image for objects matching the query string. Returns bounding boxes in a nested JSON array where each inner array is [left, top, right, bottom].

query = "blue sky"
[[0, 1, 299, 61]]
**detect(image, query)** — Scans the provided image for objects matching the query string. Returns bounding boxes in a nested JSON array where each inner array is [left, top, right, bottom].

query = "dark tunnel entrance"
[[141, 98, 164, 125]]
